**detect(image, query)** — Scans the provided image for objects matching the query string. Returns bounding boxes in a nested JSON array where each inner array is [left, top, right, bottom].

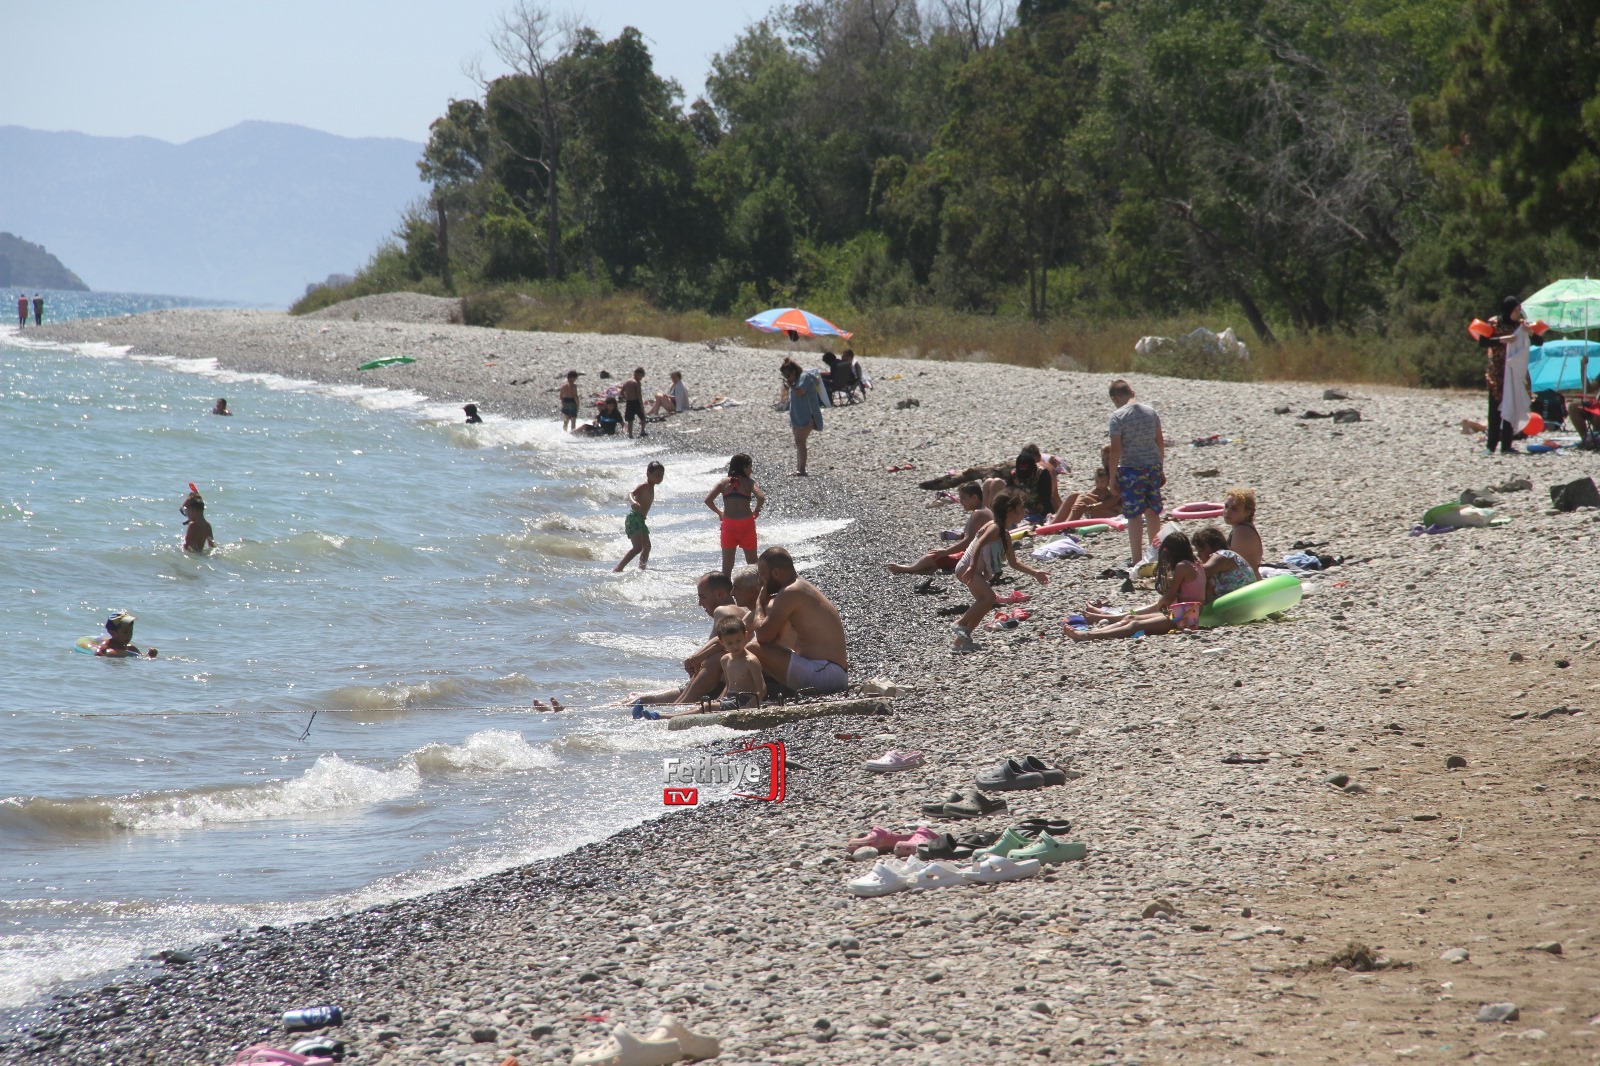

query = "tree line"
[[337, 0, 1600, 383]]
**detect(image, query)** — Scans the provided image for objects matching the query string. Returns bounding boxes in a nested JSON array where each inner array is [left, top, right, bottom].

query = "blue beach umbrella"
[[745, 307, 853, 340], [1523, 279, 1600, 393]]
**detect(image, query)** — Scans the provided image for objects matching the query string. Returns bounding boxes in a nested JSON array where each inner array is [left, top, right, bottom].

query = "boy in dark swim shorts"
[[559, 370, 581, 431], [1106, 378, 1165, 566], [621, 367, 647, 439]]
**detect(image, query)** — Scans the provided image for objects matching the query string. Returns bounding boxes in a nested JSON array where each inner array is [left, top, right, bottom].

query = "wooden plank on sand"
[[666, 697, 892, 731]]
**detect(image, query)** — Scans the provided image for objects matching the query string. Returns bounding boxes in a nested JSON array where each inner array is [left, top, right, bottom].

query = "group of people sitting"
[[568, 368, 692, 438], [632, 546, 851, 714], [820, 349, 868, 404]]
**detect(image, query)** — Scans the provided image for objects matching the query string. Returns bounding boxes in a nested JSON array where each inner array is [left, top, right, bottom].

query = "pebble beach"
[[5, 295, 1600, 1065]]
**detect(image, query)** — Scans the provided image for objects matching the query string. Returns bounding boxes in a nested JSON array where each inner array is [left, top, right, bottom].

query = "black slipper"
[[1014, 819, 1072, 837], [957, 830, 1002, 849], [936, 604, 965, 616], [916, 833, 973, 861], [921, 790, 962, 817], [944, 787, 1007, 819]]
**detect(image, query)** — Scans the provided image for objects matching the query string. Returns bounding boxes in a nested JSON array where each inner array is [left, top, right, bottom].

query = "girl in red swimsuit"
[[705, 453, 766, 578]]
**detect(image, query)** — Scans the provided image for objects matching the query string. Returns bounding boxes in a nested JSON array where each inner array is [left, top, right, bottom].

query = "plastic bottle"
[[283, 1005, 343, 1032]]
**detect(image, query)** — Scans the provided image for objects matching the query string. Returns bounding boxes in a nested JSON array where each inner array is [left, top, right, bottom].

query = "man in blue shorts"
[[1106, 378, 1166, 566]]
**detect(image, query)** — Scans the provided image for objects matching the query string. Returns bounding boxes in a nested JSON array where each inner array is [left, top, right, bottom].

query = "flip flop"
[[1013, 818, 1073, 837], [994, 590, 1030, 605]]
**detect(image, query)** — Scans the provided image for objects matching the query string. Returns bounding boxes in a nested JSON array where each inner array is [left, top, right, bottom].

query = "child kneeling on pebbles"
[[952, 490, 1049, 652]]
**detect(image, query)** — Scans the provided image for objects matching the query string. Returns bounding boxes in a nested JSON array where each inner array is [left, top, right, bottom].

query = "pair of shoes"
[[993, 589, 1030, 605], [915, 829, 1001, 861], [846, 854, 1043, 895], [920, 786, 1007, 820], [572, 1017, 720, 1064], [864, 749, 924, 773], [989, 608, 1031, 629], [630, 699, 661, 721], [975, 756, 1076, 791]]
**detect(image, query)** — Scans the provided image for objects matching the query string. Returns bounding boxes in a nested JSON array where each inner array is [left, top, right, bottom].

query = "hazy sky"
[[1, 0, 766, 144]]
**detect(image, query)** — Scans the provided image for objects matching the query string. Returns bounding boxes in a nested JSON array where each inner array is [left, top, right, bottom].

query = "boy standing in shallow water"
[[614, 461, 665, 572], [558, 370, 580, 431], [1106, 378, 1165, 566], [620, 367, 648, 438], [715, 615, 765, 708], [181, 493, 216, 552]]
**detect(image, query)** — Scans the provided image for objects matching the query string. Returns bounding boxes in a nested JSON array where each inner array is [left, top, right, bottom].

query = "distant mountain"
[[0, 232, 88, 290], [0, 122, 424, 305]]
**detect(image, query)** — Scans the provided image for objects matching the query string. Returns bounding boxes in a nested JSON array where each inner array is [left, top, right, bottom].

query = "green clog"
[[976, 827, 1034, 858], [1009, 832, 1087, 864]]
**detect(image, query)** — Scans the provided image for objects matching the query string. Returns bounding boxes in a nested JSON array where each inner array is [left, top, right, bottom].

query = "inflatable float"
[[1009, 516, 1127, 541], [1170, 502, 1226, 521], [1199, 574, 1302, 628]]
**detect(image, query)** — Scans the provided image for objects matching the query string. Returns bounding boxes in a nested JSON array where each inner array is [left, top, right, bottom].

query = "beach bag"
[[1550, 477, 1600, 512]]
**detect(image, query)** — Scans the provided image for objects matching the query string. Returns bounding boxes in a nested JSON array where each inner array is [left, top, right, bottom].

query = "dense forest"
[[0, 232, 88, 291], [298, 0, 1600, 385]]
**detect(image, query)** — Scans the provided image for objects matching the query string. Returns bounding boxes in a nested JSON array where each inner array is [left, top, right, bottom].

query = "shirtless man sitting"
[[750, 546, 849, 696], [634, 568, 761, 707]]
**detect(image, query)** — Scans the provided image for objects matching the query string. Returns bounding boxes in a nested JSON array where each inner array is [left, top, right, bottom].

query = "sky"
[[0, 0, 767, 145]]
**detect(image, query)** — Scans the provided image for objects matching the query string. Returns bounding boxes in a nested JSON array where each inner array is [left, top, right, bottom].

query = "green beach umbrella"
[[358, 356, 416, 370], [1521, 278, 1600, 333]]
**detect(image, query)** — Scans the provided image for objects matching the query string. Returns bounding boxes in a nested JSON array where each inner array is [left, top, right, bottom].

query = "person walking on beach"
[[621, 367, 648, 439], [780, 357, 828, 476], [705, 452, 765, 578], [16, 294, 26, 328], [31, 293, 42, 325], [614, 460, 664, 572], [559, 370, 581, 431], [1106, 378, 1166, 565]]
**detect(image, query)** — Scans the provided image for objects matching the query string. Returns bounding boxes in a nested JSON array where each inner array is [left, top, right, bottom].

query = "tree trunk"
[[435, 197, 453, 293]]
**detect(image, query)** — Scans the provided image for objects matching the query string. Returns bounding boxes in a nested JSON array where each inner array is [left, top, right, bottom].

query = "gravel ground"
[[6, 302, 1600, 1065]]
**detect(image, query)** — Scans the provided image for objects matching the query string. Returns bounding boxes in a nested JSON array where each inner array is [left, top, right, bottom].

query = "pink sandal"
[[894, 826, 941, 857], [233, 1049, 337, 1066], [847, 826, 911, 852], [994, 590, 1030, 605]]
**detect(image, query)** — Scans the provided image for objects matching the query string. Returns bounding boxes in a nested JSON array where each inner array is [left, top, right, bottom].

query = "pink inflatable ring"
[[1170, 501, 1225, 520]]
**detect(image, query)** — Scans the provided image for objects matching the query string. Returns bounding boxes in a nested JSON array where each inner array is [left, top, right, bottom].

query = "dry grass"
[[411, 284, 1448, 386]]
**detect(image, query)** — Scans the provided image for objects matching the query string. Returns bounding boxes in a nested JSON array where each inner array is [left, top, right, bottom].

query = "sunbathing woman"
[[952, 491, 1049, 652], [1055, 447, 1120, 522], [1067, 531, 1204, 642]]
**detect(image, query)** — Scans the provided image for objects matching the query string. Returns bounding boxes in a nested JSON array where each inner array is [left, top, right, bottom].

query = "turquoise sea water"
[[0, 294, 845, 1012]]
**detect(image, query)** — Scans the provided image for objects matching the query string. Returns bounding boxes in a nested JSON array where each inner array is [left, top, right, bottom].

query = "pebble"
[[1439, 948, 1469, 963], [1477, 1003, 1520, 1024], [1323, 773, 1351, 788], [1531, 941, 1563, 955]]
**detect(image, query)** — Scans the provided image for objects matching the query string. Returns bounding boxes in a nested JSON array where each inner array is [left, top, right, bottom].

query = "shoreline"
[[5, 302, 1600, 1064]]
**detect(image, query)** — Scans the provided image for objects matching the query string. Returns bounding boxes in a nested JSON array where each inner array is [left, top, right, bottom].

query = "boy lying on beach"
[[952, 490, 1049, 652], [614, 461, 665, 572]]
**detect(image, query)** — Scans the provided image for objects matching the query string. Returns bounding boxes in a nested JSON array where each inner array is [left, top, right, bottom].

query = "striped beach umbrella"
[[745, 307, 853, 339]]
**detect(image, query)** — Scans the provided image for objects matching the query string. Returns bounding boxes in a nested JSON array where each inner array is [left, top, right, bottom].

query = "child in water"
[[97, 610, 157, 657], [558, 370, 580, 431], [614, 461, 665, 572], [181, 493, 216, 552], [715, 615, 765, 708]]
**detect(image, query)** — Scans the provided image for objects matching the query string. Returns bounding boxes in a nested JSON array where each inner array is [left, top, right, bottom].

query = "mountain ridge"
[[0, 122, 425, 305]]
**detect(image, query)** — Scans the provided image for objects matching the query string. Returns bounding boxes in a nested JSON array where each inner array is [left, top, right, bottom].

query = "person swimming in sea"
[[181, 492, 216, 552], [463, 403, 483, 424], [97, 610, 157, 658], [212, 398, 232, 416]]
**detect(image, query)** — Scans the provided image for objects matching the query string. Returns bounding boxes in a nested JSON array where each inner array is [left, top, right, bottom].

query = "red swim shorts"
[[720, 516, 758, 552]]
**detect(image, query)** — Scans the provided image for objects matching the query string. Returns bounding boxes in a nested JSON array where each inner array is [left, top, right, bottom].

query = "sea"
[[0, 289, 846, 1015]]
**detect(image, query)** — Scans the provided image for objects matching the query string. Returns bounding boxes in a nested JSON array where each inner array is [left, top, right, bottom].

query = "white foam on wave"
[[114, 755, 421, 831], [409, 728, 560, 773]]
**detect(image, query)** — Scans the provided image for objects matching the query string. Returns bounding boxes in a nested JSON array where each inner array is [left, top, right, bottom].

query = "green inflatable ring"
[[1199, 573, 1302, 628], [1421, 502, 1463, 526]]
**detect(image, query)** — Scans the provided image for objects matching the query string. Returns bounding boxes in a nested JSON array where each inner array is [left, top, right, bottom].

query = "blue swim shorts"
[[1117, 464, 1163, 519]]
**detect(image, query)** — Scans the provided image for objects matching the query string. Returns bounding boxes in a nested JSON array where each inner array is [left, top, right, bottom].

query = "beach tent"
[[1530, 339, 1600, 392]]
